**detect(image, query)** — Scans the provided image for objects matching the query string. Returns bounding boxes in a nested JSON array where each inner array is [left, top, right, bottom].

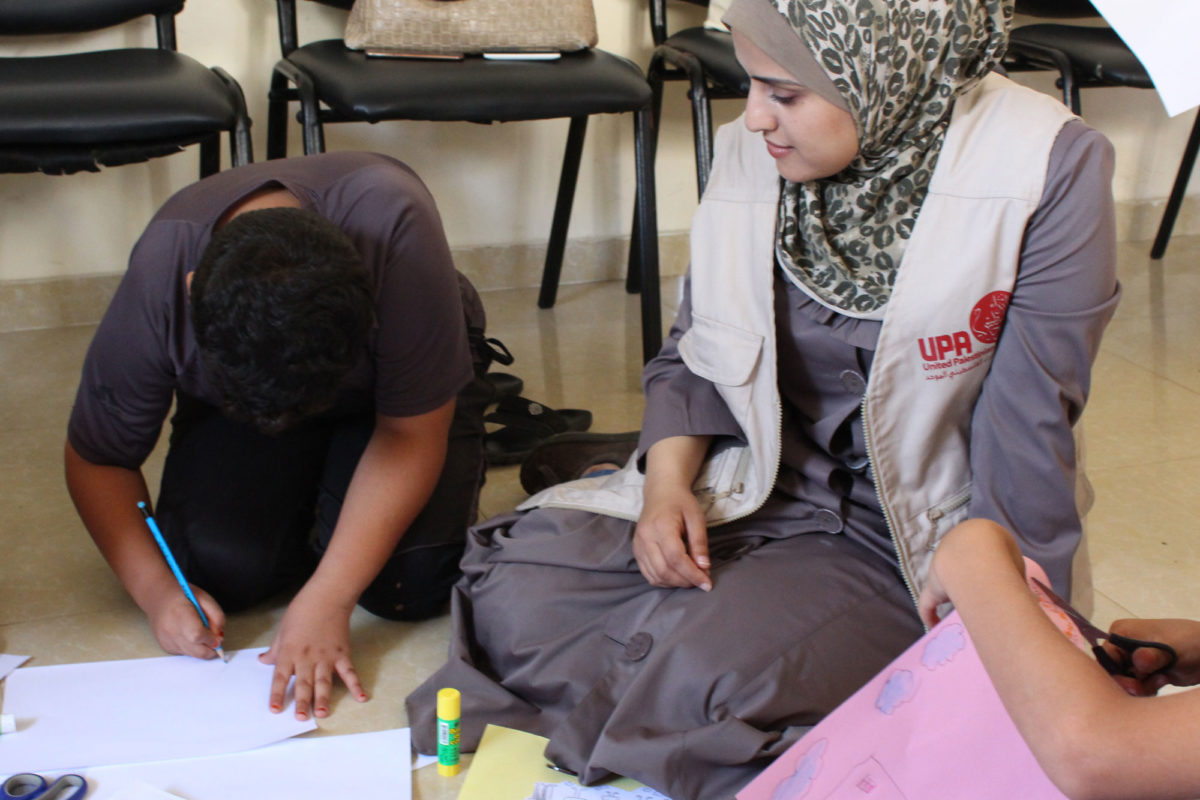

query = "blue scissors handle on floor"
[[0, 773, 87, 800]]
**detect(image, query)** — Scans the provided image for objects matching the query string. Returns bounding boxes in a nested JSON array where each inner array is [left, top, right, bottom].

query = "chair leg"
[[1005, 43, 1081, 114], [689, 75, 714, 198], [199, 134, 220, 178], [272, 59, 325, 156], [1064, 71, 1082, 116], [632, 105, 662, 363], [659, 50, 715, 198], [1151, 109, 1200, 259], [627, 183, 643, 296], [626, 113, 645, 297], [627, 53, 671, 297], [1047, 60, 1082, 114], [230, 117, 254, 167], [298, 93, 325, 156], [646, 51, 668, 174], [212, 66, 253, 166], [267, 67, 292, 160], [538, 116, 588, 310]]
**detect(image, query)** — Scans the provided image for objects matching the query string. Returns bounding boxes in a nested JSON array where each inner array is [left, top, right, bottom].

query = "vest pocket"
[[678, 312, 763, 387], [924, 486, 972, 549]]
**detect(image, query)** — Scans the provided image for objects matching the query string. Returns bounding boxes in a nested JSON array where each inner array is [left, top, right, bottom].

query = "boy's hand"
[[260, 584, 367, 721], [633, 481, 711, 590], [145, 576, 225, 660]]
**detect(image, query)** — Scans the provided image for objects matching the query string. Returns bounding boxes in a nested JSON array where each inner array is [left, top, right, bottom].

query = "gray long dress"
[[406, 120, 1119, 800]]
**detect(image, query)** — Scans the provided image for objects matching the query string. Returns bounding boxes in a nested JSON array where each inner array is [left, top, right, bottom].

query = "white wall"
[[0, 2, 1194, 286]]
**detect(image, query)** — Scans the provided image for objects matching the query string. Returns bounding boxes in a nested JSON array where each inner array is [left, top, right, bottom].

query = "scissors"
[[1032, 577, 1178, 678], [0, 774, 87, 800]]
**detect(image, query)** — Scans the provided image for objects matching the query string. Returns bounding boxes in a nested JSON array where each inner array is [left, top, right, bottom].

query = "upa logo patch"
[[969, 290, 1010, 344], [918, 291, 1012, 382]]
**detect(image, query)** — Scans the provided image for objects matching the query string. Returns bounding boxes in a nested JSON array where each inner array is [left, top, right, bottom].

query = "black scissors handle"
[[1095, 633, 1178, 678], [1030, 578, 1178, 679]]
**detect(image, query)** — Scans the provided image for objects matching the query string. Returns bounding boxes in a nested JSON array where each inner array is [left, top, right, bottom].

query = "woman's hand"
[[633, 480, 711, 590], [633, 435, 713, 590]]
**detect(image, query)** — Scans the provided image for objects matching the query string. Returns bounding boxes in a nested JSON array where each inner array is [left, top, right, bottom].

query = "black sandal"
[[484, 395, 593, 465], [484, 371, 524, 399], [519, 431, 639, 495]]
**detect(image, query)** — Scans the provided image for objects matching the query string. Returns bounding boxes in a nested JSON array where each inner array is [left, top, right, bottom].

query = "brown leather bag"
[[344, 0, 598, 57]]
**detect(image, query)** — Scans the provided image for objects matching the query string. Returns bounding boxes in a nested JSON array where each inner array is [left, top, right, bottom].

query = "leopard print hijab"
[[766, 0, 1012, 318]]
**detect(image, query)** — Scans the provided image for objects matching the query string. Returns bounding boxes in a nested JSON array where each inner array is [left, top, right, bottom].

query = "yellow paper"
[[456, 724, 656, 799]]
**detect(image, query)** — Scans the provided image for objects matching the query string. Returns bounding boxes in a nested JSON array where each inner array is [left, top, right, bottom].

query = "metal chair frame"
[[0, 0, 251, 177]]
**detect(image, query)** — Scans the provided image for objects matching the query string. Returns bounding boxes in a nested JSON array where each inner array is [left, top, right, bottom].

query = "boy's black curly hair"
[[190, 207, 374, 434]]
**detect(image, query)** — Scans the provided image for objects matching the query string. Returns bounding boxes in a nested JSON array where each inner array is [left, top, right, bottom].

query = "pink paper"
[[737, 561, 1080, 800]]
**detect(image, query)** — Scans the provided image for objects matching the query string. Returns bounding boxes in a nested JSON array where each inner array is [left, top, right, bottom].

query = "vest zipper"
[[697, 437, 754, 502], [720, 393, 787, 525], [926, 487, 971, 522], [861, 395, 922, 616], [710, 393, 783, 526]]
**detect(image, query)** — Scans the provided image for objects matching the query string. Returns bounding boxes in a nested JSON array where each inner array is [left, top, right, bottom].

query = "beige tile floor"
[[1, 235, 1198, 797]]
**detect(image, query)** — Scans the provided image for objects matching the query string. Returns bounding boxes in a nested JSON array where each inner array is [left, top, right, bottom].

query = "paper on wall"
[[1088, 0, 1200, 116]]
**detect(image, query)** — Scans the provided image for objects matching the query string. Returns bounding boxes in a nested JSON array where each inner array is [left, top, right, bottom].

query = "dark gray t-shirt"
[[69, 152, 473, 470]]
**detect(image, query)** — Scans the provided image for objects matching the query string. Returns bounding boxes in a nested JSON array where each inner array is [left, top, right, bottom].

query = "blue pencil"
[[138, 501, 227, 662]]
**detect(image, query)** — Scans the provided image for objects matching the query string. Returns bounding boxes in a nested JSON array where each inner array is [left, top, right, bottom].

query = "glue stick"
[[436, 687, 461, 777], [0, 714, 14, 735]]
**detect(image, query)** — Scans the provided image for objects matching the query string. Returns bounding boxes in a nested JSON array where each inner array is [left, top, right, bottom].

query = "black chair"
[[1004, 0, 1200, 258], [267, 0, 664, 362], [647, 0, 749, 197], [0, 0, 252, 177]]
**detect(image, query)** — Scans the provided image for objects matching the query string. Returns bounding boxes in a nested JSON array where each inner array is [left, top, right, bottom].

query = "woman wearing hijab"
[[408, 0, 1120, 797]]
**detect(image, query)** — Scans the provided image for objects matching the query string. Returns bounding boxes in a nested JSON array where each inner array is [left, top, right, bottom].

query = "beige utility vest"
[[524, 72, 1077, 602]]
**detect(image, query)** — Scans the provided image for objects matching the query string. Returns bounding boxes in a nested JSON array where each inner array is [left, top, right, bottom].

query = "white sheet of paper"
[[528, 781, 670, 800], [79, 729, 411, 800], [0, 654, 30, 682], [108, 782, 184, 800], [1088, 0, 1200, 116], [0, 648, 316, 774]]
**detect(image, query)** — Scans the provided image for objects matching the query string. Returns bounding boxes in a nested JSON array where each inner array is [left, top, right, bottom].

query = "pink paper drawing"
[[768, 738, 827, 800], [822, 757, 908, 800], [920, 623, 966, 669], [736, 559, 1072, 800], [873, 670, 915, 715]]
